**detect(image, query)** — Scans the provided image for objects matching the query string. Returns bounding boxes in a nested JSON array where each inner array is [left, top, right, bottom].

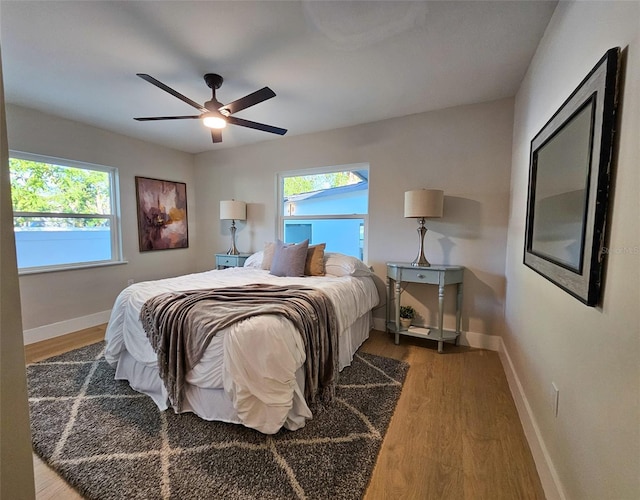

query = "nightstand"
[[215, 253, 250, 269], [386, 262, 464, 353]]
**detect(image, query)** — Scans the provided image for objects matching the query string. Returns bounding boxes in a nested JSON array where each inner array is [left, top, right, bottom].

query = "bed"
[[104, 250, 380, 434]]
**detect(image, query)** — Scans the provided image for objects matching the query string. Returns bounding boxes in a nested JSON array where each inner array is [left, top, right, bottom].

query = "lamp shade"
[[404, 189, 444, 218], [220, 200, 246, 221]]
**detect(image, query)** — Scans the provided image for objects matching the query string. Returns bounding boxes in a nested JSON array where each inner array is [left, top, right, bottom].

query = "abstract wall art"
[[135, 176, 188, 252]]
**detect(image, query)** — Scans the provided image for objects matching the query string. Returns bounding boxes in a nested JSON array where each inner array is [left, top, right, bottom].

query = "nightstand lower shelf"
[[386, 322, 459, 352]]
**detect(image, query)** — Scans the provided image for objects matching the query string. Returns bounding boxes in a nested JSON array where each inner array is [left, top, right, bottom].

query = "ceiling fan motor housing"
[[204, 73, 223, 89]]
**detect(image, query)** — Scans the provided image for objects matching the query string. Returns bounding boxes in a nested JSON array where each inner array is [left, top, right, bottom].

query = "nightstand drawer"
[[218, 256, 237, 267], [398, 267, 441, 284], [387, 263, 464, 285], [215, 253, 250, 269]]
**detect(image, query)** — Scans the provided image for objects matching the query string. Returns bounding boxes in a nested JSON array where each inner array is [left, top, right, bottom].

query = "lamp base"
[[411, 219, 431, 267], [226, 221, 239, 255], [411, 256, 431, 267]]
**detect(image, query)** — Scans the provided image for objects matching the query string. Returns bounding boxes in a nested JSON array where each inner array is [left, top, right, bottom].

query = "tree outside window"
[[9, 153, 122, 271]]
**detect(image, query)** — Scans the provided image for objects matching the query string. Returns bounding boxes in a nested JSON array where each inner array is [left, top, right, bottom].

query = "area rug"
[[27, 342, 408, 499]]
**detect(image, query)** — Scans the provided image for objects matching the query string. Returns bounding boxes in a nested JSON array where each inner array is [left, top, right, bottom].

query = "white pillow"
[[324, 252, 372, 277], [243, 250, 264, 268]]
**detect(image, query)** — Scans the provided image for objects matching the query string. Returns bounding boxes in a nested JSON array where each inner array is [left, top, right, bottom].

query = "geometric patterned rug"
[[27, 342, 408, 500]]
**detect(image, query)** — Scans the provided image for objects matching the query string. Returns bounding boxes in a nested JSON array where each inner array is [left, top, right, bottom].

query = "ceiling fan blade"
[[211, 129, 223, 143], [227, 116, 287, 136], [222, 87, 276, 115], [134, 115, 201, 121], [137, 74, 208, 113]]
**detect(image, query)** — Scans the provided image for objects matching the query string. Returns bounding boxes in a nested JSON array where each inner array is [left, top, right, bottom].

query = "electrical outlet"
[[127, 279, 134, 286], [551, 382, 559, 417]]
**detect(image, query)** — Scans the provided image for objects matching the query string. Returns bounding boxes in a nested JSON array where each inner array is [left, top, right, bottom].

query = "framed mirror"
[[524, 48, 621, 306]]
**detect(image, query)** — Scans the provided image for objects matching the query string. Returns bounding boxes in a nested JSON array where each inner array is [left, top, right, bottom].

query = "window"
[[10, 152, 122, 272], [284, 223, 312, 243], [278, 164, 369, 260]]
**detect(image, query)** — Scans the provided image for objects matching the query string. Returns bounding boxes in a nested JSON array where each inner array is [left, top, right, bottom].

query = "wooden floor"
[[25, 326, 545, 500]]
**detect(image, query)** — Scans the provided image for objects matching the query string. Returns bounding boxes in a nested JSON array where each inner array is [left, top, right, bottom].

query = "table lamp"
[[404, 189, 444, 267], [220, 200, 246, 255]]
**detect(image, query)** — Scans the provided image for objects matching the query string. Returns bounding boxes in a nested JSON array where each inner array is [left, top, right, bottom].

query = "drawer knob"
[[417, 273, 425, 278]]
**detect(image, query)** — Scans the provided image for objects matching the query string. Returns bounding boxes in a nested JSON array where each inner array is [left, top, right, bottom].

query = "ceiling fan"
[[134, 73, 287, 143]]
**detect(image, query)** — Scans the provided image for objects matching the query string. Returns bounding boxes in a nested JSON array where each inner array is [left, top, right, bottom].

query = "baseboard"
[[458, 329, 501, 351], [371, 317, 501, 351], [498, 339, 566, 500], [23, 310, 111, 345]]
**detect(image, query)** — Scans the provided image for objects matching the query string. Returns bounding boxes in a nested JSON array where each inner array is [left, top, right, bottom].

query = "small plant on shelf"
[[399, 305, 416, 319], [399, 305, 416, 330]]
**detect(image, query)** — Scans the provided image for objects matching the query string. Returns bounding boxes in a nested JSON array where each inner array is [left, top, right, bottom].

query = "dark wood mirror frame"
[[524, 47, 621, 306]]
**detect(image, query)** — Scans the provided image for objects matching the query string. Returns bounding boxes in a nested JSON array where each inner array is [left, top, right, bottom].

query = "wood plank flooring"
[[25, 326, 545, 499]]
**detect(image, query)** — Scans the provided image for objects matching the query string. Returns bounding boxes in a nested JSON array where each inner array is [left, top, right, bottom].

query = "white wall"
[[194, 98, 514, 340], [7, 105, 197, 333], [505, 2, 639, 499], [0, 46, 36, 500]]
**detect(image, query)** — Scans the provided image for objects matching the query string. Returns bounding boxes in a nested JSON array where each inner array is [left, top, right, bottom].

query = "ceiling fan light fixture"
[[202, 112, 227, 129]]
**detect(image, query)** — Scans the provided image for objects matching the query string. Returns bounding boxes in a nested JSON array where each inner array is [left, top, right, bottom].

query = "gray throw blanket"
[[139, 283, 338, 412]]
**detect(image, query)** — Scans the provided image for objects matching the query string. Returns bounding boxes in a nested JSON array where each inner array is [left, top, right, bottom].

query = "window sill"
[[18, 260, 128, 276]]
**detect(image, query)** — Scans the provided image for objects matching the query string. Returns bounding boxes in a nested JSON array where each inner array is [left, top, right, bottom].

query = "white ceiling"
[[0, 1, 556, 154]]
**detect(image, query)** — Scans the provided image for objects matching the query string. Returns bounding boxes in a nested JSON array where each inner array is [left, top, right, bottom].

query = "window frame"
[[10, 151, 124, 274], [277, 163, 369, 261]]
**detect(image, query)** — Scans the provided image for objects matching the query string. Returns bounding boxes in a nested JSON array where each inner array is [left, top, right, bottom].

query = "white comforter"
[[104, 267, 379, 433]]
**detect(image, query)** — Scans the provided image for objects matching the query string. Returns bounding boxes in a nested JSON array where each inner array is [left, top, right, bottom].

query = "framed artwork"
[[135, 176, 189, 252], [523, 48, 620, 306]]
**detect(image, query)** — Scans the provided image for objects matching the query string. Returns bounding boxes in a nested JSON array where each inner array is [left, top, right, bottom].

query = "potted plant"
[[399, 305, 415, 330]]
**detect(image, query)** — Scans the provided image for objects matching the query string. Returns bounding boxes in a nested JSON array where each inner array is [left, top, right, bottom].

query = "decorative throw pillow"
[[261, 241, 276, 270], [324, 252, 372, 277], [304, 243, 326, 276], [270, 239, 310, 277]]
